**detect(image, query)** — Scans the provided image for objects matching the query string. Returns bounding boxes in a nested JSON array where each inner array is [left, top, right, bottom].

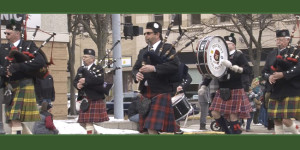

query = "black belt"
[[10, 78, 33, 88]]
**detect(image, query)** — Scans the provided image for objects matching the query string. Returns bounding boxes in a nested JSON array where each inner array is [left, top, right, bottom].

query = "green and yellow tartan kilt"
[[268, 96, 300, 120], [6, 79, 41, 122]]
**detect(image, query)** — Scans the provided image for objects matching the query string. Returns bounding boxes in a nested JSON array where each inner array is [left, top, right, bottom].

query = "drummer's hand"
[[221, 60, 232, 68], [177, 86, 183, 93], [139, 65, 155, 73], [136, 72, 144, 82]]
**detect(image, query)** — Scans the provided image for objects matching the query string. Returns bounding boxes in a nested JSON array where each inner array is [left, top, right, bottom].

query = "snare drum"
[[196, 36, 229, 78], [171, 93, 192, 121]]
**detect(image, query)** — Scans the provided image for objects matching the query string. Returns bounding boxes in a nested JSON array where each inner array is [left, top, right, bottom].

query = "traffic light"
[[123, 24, 143, 40]]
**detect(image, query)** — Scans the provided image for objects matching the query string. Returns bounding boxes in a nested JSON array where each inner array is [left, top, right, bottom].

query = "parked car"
[[106, 91, 139, 114]]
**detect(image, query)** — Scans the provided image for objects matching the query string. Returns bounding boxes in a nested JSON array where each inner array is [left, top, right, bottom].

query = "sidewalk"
[[180, 114, 300, 135]]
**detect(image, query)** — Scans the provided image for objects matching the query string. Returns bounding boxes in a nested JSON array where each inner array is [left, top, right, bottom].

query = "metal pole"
[[112, 14, 124, 119]]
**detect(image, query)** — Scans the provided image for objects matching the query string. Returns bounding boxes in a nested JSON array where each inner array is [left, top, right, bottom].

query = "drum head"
[[171, 93, 185, 105], [197, 36, 229, 78]]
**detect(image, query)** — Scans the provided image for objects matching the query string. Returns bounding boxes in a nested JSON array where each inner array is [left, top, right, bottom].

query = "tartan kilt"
[[77, 99, 109, 123], [6, 79, 41, 122], [209, 88, 252, 119], [139, 93, 179, 133], [268, 96, 300, 120]]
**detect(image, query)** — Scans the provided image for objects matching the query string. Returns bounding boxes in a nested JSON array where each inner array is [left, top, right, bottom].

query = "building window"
[[154, 14, 163, 26], [174, 14, 182, 26], [191, 14, 201, 25], [220, 15, 230, 22]]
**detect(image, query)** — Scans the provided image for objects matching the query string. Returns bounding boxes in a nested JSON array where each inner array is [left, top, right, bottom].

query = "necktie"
[[11, 46, 18, 50], [149, 46, 154, 51]]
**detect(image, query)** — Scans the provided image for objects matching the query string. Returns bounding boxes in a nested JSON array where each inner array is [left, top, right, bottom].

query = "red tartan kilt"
[[139, 93, 179, 133], [209, 88, 252, 119], [77, 99, 109, 123]]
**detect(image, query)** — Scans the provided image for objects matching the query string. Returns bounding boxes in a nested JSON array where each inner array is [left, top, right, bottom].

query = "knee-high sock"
[[86, 124, 94, 134], [11, 126, 23, 135], [286, 122, 299, 134], [230, 120, 242, 134], [21, 123, 32, 134], [215, 116, 231, 134], [274, 125, 284, 134]]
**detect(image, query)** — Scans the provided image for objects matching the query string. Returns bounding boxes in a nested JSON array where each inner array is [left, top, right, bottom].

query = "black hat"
[[6, 19, 22, 31], [276, 29, 290, 38], [146, 22, 162, 33], [224, 33, 236, 45], [83, 49, 95, 56]]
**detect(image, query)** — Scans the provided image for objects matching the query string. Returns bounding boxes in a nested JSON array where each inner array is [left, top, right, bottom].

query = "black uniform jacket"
[[0, 40, 46, 82], [132, 42, 180, 94], [74, 64, 105, 101], [262, 48, 300, 100]]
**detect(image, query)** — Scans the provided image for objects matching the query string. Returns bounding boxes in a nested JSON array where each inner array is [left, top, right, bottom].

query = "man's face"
[[144, 29, 160, 45], [276, 37, 290, 49], [82, 55, 94, 66], [5, 29, 20, 43], [226, 41, 235, 51]]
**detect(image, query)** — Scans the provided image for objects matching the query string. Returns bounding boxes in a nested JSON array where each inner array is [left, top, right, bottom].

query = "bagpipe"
[[142, 14, 177, 66], [271, 16, 300, 72], [77, 40, 121, 95], [6, 26, 56, 79]]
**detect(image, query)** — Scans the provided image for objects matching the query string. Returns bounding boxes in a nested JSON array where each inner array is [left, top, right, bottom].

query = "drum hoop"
[[172, 94, 186, 105], [197, 36, 229, 78]]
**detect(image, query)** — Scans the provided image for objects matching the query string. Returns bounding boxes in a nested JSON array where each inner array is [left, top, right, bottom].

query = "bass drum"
[[196, 36, 229, 78]]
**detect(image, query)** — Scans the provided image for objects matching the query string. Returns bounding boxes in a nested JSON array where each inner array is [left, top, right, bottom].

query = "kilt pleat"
[[6, 79, 40, 122], [268, 96, 300, 119], [139, 93, 178, 133], [209, 88, 252, 119], [77, 99, 109, 123]]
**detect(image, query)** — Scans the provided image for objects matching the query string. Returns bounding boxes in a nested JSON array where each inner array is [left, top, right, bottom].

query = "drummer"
[[200, 33, 252, 134]]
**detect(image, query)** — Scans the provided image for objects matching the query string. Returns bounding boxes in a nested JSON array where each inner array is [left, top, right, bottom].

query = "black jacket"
[[132, 42, 180, 94], [0, 40, 47, 88], [34, 74, 55, 102], [262, 48, 300, 100], [74, 64, 105, 101], [218, 50, 252, 89]]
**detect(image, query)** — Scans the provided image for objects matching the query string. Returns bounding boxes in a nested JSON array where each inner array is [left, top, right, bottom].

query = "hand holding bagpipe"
[[142, 31, 187, 66], [7, 32, 56, 79]]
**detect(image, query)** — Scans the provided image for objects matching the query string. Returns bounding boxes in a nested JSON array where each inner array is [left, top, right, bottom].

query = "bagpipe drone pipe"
[[6, 26, 55, 79]]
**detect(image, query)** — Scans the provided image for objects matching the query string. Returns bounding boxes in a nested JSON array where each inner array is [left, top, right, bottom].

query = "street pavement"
[[179, 114, 298, 135]]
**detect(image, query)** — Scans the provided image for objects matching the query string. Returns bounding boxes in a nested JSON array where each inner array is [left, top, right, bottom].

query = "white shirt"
[[13, 40, 21, 47], [151, 40, 161, 51], [85, 63, 93, 70]]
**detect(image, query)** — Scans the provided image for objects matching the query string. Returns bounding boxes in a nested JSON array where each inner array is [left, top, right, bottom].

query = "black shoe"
[[174, 130, 184, 134], [200, 123, 207, 130]]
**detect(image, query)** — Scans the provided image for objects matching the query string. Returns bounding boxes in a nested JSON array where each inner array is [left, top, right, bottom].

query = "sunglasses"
[[4, 32, 11, 35], [143, 32, 154, 36]]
